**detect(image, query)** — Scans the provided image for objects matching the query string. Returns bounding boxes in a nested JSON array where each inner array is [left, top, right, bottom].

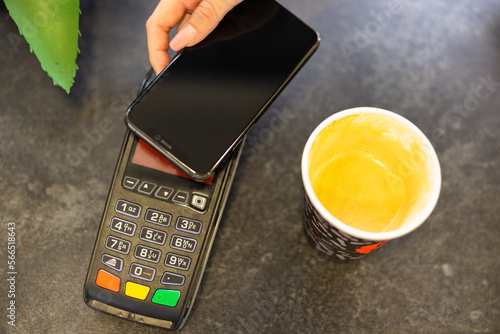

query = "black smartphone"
[[84, 99, 244, 328], [125, 0, 320, 180]]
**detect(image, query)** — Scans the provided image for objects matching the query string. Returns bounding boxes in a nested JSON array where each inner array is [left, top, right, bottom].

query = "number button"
[[175, 217, 202, 234], [170, 235, 197, 253], [134, 245, 161, 263], [139, 227, 167, 245], [115, 200, 141, 219], [165, 253, 191, 271], [105, 236, 131, 255], [110, 217, 136, 236], [145, 209, 172, 227], [129, 263, 156, 282]]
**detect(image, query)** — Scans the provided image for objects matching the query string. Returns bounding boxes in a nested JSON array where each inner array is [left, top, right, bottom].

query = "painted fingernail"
[[170, 24, 197, 51]]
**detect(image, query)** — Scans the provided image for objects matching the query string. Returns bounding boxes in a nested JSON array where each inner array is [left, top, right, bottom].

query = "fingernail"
[[170, 24, 197, 51]]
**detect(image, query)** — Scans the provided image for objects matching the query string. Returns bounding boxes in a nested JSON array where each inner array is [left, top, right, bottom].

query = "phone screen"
[[126, 0, 319, 178], [132, 139, 214, 185]]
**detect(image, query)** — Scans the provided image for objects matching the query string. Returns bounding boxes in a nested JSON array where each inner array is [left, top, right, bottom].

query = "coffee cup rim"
[[301, 107, 442, 241]]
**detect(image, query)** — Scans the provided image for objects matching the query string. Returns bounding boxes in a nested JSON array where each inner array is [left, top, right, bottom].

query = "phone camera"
[[155, 134, 161, 141]]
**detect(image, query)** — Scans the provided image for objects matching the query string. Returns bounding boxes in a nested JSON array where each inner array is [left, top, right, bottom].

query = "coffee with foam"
[[308, 113, 434, 233]]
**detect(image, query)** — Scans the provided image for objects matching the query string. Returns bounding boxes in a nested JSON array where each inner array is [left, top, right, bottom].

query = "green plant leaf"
[[4, 0, 80, 94]]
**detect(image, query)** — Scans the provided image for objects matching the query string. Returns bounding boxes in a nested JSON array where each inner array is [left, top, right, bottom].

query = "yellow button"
[[125, 281, 150, 300]]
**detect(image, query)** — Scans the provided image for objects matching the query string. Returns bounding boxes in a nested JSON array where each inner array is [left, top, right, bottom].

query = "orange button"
[[96, 269, 120, 292]]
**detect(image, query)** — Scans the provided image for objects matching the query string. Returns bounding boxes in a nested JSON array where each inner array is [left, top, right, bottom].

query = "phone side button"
[[125, 281, 150, 301], [152, 290, 181, 307], [96, 269, 120, 293]]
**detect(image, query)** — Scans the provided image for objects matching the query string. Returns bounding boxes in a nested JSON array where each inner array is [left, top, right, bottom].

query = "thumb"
[[170, 0, 243, 51]]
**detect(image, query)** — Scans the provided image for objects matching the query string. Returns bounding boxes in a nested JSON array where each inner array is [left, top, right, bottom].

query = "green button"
[[152, 289, 180, 307]]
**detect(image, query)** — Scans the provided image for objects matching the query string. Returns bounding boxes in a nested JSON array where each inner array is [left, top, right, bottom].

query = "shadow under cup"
[[301, 107, 441, 261]]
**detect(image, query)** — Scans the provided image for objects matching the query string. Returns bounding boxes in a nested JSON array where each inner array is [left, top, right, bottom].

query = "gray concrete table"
[[1, 0, 499, 333]]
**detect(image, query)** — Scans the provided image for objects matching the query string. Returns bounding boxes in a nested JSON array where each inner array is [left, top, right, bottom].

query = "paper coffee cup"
[[302, 107, 441, 260]]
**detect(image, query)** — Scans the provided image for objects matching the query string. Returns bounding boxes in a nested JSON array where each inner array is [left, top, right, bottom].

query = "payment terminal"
[[83, 71, 244, 330]]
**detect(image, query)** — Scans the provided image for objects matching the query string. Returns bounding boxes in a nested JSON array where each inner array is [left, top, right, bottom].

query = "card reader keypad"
[[96, 196, 205, 308]]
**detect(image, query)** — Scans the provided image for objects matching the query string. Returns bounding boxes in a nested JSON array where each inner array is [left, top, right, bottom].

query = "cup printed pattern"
[[303, 194, 389, 261]]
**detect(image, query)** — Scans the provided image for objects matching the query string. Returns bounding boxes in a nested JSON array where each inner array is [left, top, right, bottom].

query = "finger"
[[170, 0, 243, 51], [146, 22, 171, 74], [146, 0, 189, 73]]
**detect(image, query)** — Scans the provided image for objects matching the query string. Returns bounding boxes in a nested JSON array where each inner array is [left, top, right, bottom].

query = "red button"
[[96, 269, 120, 292]]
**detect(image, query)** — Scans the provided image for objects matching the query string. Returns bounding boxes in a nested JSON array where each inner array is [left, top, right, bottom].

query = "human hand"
[[146, 0, 244, 74]]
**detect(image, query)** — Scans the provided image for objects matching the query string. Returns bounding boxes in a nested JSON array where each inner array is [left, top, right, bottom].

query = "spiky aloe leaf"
[[4, 0, 80, 93]]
